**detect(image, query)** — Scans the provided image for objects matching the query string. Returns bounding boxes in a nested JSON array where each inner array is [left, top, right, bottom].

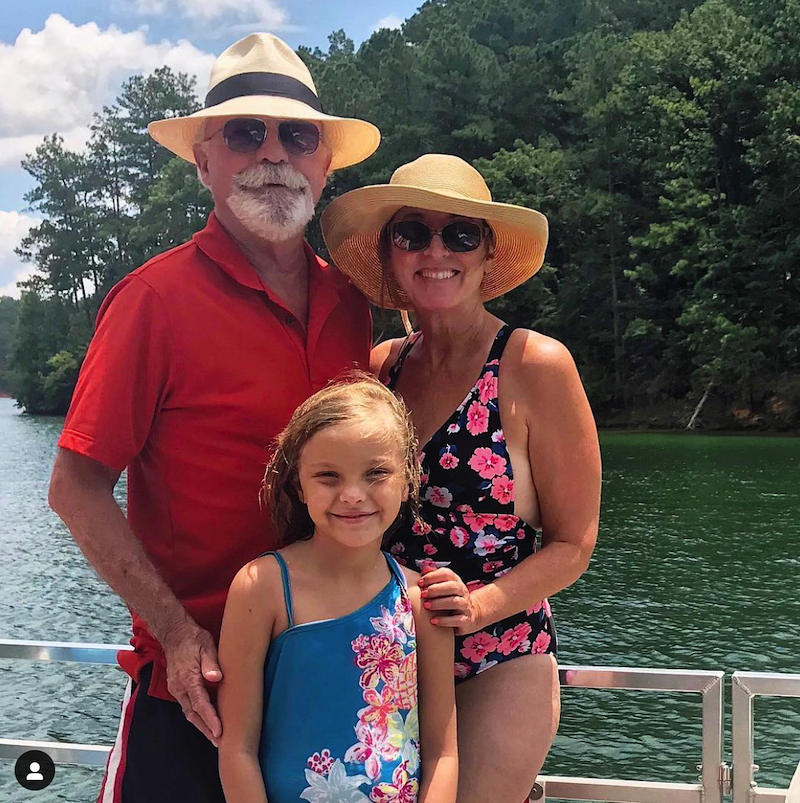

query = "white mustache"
[[234, 163, 310, 191]]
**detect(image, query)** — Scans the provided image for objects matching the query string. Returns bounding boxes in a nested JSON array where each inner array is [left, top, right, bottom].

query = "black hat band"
[[205, 72, 324, 113]]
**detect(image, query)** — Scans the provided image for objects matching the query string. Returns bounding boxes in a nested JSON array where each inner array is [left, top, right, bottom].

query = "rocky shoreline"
[[598, 398, 800, 433]]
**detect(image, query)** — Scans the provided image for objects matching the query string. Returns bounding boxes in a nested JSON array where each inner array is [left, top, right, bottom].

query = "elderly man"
[[48, 33, 378, 802]]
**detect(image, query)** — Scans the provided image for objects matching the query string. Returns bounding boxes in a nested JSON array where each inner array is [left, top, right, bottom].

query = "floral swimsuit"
[[385, 325, 557, 683], [259, 551, 420, 802]]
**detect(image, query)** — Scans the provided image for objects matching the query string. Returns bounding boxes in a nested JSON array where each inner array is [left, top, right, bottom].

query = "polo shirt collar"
[[193, 212, 344, 311]]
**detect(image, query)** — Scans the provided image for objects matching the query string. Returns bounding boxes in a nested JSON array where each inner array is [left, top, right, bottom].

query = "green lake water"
[[0, 396, 798, 801]]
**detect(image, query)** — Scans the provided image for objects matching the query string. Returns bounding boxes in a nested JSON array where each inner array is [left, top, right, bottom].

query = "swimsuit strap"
[[386, 332, 422, 389], [259, 551, 294, 628], [485, 324, 518, 365], [390, 325, 517, 390], [383, 551, 408, 590]]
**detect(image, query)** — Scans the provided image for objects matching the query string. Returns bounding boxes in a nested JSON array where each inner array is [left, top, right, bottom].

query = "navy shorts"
[[97, 662, 225, 803]]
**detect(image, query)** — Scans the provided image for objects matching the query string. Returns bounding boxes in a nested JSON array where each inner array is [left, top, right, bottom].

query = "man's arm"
[[49, 448, 223, 744]]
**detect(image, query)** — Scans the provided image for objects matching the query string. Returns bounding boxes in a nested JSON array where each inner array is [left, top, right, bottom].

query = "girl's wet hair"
[[262, 370, 420, 546]]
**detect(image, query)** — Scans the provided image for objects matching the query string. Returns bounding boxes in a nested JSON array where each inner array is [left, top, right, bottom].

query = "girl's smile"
[[330, 510, 377, 523]]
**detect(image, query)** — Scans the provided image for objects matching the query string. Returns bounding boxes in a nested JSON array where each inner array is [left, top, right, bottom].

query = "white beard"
[[227, 162, 315, 242]]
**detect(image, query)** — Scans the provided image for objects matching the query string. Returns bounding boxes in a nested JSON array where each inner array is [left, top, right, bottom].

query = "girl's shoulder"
[[238, 550, 286, 581], [226, 552, 286, 612], [397, 563, 422, 610], [398, 562, 420, 588], [220, 553, 287, 649]]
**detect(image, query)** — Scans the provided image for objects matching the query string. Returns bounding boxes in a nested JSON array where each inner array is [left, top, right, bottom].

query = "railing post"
[[732, 673, 755, 803], [701, 673, 725, 803]]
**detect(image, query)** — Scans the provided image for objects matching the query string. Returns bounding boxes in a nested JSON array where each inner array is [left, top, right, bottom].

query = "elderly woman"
[[321, 154, 601, 803]]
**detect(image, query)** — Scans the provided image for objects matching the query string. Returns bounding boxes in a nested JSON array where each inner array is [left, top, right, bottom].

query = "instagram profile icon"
[[14, 750, 55, 791]]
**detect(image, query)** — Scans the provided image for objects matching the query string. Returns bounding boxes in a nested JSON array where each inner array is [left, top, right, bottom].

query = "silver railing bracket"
[[718, 762, 732, 796]]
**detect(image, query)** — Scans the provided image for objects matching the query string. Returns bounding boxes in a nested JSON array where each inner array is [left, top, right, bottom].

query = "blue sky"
[[0, 0, 422, 296]]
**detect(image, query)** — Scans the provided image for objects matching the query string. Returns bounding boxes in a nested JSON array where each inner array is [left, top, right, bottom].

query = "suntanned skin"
[[195, 117, 332, 328], [370, 208, 601, 803], [217, 419, 457, 803], [48, 119, 333, 744], [217, 557, 457, 803]]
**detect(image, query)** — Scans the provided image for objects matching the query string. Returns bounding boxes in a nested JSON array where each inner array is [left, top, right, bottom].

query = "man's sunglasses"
[[390, 219, 488, 253], [210, 118, 322, 156]]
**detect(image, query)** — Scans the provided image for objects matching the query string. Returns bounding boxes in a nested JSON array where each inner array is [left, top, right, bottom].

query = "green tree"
[[0, 296, 20, 394], [8, 1, 799, 427], [17, 135, 105, 312], [9, 67, 208, 412], [6, 280, 85, 414]]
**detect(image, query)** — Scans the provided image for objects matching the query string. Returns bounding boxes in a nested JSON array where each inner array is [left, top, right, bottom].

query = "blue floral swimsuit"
[[386, 325, 557, 683], [259, 551, 420, 802]]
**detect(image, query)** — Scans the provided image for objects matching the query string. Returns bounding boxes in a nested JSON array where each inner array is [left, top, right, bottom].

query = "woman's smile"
[[416, 269, 460, 280]]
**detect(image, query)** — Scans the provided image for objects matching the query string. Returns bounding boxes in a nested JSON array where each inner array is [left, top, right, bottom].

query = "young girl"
[[217, 373, 457, 803]]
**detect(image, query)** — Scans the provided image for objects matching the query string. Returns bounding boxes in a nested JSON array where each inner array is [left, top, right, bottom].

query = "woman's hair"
[[261, 370, 420, 546]]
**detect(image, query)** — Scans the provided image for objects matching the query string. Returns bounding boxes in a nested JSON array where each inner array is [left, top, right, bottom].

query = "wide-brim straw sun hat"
[[148, 33, 380, 171], [321, 154, 548, 309]]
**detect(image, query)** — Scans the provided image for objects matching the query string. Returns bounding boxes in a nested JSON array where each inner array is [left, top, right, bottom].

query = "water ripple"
[[1, 402, 799, 799]]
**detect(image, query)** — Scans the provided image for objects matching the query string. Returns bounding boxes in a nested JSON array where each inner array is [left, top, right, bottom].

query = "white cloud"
[[0, 128, 92, 171], [372, 14, 403, 33], [0, 212, 42, 299], [134, 0, 290, 26], [0, 14, 215, 171]]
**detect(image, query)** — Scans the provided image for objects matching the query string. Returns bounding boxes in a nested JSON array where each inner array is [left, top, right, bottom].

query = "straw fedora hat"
[[148, 33, 380, 171], [321, 154, 548, 309]]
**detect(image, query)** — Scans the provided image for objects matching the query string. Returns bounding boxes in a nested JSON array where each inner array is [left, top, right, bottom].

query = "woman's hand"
[[419, 566, 485, 636]]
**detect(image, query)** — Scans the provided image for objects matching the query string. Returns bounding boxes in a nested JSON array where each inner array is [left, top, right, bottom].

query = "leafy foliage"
[[7, 0, 800, 428], [8, 69, 211, 413], [0, 296, 20, 394]]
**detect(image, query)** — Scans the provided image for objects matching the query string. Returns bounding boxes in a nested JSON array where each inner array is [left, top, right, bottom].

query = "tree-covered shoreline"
[[3, 0, 799, 431]]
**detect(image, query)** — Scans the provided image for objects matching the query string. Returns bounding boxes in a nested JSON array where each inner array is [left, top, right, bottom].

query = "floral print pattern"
[[300, 760, 371, 803], [301, 591, 419, 802], [386, 326, 557, 683], [369, 761, 419, 802]]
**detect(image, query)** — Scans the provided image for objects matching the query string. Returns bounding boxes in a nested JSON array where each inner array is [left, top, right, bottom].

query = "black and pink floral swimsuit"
[[385, 325, 557, 683]]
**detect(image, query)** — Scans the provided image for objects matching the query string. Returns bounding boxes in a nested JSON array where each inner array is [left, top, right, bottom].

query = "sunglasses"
[[390, 219, 487, 253], [211, 118, 322, 156]]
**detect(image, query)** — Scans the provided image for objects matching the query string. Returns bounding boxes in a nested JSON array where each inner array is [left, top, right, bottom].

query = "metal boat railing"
[[1, 638, 797, 802], [0, 639, 127, 767], [731, 671, 800, 803]]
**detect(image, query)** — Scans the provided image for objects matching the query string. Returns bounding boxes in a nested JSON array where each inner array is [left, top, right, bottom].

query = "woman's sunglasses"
[[211, 118, 322, 156], [390, 219, 487, 253]]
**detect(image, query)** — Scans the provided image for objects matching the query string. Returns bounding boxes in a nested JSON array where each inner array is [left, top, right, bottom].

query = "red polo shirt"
[[58, 212, 371, 700]]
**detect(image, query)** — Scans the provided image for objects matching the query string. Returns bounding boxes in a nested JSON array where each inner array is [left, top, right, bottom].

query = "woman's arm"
[[408, 582, 458, 803], [217, 559, 279, 803], [422, 334, 601, 633]]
